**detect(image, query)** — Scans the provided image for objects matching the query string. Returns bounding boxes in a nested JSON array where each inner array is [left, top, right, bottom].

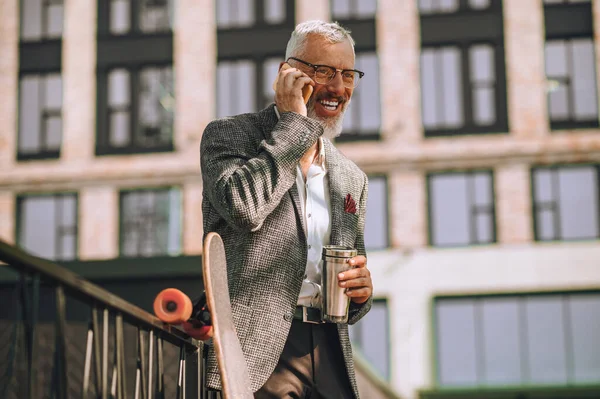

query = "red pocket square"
[[344, 193, 357, 214]]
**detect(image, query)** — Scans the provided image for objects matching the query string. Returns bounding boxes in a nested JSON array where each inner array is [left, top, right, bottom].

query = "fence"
[[0, 238, 215, 399]]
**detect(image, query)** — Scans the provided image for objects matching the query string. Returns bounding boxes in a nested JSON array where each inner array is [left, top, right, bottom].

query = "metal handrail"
[[0, 238, 209, 399], [0, 239, 199, 348]]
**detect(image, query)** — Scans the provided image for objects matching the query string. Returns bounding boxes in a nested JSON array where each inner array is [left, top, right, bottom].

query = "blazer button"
[[284, 312, 293, 322]]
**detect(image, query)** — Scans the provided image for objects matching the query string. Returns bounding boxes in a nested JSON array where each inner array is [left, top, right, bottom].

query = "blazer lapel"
[[289, 182, 306, 239]]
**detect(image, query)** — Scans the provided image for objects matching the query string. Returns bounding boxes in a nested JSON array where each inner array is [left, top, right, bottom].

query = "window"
[[434, 292, 600, 387], [332, 0, 379, 141], [20, 0, 64, 41], [544, 0, 598, 129], [532, 165, 599, 241], [544, 0, 591, 4], [364, 175, 389, 250], [419, 0, 492, 15], [18, 73, 63, 160], [428, 171, 496, 247], [17, 194, 77, 261], [100, 66, 174, 152], [340, 52, 381, 139], [419, 0, 507, 136], [19, 0, 63, 160], [107, 0, 175, 35], [103, 0, 175, 35], [216, 2, 294, 117], [331, 0, 376, 19], [97, 1, 174, 155], [217, 60, 257, 118], [350, 298, 390, 380], [120, 188, 181, 257], [216, 0, 292, 29], [217, 57, 286, 118]]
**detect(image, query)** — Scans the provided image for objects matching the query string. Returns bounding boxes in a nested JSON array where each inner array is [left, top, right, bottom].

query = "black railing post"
[[83, 319, 94, 397], [115, 313, 126, 399], [185, 344, 201, 399], [157, 336, 164, 398], [92, 305, 102, 396], [102, 308, 109, 399], [148, 329, 155, 399], [54, 285, 68, 399]]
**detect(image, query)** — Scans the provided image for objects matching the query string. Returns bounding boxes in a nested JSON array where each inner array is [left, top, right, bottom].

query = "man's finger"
[[348, 255, 367, 267], [339, 277, 370, 288], [338, 266, 369, 281]]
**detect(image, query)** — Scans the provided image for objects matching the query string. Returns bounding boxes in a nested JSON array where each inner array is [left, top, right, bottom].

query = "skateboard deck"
[[153, 232, 252, 398]]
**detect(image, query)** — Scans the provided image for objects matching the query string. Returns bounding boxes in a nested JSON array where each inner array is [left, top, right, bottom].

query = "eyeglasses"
[[286, 57, 365, 89]]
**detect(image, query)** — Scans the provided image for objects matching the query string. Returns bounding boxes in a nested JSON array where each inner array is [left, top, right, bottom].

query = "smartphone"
[[272, 63, 313, 104]]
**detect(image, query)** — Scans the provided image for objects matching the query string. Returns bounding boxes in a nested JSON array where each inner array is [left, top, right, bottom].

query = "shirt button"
[[308, 245, 312, 249], [284, 312, 293, 322], [298, 269, 304, 277], [308, 213, 312, 218]]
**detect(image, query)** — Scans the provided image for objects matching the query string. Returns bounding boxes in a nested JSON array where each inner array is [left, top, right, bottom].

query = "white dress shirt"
[[274, 106, 331, 309]]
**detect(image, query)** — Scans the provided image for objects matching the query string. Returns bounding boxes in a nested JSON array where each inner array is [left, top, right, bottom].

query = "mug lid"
[[322, 245, 357, 258]]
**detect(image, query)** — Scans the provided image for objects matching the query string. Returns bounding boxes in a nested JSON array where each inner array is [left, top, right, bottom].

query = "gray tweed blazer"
[[200, 104, 372, 397]]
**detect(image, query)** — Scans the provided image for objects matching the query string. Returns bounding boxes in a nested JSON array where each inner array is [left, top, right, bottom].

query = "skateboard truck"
[[188, 291, 212, 327]]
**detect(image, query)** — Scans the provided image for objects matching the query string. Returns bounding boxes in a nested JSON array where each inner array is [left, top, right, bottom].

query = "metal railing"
[[0, 239, 216, 399]]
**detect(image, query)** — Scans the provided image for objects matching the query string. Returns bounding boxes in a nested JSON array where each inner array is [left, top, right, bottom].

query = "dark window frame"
[[418, 0, 497, 15], [20, 0, 64, 43], [17, 71, 63, 161], [15, 192, 79, 261], [543, 1, 598, 130], [18, 0, 64, 161], [97, 0, 175, 38], [530, 164, 600, 242], [420, 1, 508, 137], [426, 170, 497, 247], [431, 289, 600, 389], [96, 1, 175, 156], [364, 174, 391, 250], [118, 187, 182, 258], [216, 54, 283, 119], [96, 63, 175, 156], [215, 0, 295, 31], [330, 0, 377, 20]]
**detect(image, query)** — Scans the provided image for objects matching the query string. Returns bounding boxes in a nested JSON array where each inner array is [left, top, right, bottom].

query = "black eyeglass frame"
[[286, 57, 365, 88]]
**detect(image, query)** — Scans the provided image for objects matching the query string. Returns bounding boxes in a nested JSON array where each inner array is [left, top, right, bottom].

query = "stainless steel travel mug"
[[321, 245, 357, 323]]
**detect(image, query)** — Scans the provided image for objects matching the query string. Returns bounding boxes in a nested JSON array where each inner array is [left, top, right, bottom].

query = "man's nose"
[[326, 72, 346, 95]]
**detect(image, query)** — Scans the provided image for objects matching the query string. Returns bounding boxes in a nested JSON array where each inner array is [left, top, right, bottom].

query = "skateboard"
[[153, 232, 253, 398]]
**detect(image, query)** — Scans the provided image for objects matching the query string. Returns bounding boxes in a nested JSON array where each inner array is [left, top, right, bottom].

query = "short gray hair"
[[285, 20, 355, 60]]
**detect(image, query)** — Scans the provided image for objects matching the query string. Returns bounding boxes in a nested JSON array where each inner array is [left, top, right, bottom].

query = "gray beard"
[[306, 98, 350, 140]]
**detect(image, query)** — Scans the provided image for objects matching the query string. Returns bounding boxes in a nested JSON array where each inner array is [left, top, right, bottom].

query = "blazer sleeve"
[[200, 111, 323, 232], [348, 172, 372, 325]]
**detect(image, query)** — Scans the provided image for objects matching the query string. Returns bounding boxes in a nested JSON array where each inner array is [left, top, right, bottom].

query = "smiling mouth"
[[320, 99, 339, 111]]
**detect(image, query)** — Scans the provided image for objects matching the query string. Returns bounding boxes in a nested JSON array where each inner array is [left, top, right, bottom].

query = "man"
[[200, 20, 373, 398]]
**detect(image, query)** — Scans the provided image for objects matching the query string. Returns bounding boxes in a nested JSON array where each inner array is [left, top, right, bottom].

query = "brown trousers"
[[254, 319, 355, 399]]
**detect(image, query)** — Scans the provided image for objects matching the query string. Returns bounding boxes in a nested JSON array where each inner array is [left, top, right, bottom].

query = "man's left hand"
[[337, 255, 372, 304]]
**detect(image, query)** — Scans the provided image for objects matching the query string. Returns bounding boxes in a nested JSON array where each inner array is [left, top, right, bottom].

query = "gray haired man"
[[200, 20, 373, 398]]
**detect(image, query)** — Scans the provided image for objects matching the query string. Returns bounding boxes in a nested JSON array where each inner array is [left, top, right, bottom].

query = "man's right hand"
[[273, 63, 314, 117]]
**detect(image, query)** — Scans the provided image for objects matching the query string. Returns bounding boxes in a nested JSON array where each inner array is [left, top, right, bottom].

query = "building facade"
[[1, 0, 600, 398]]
